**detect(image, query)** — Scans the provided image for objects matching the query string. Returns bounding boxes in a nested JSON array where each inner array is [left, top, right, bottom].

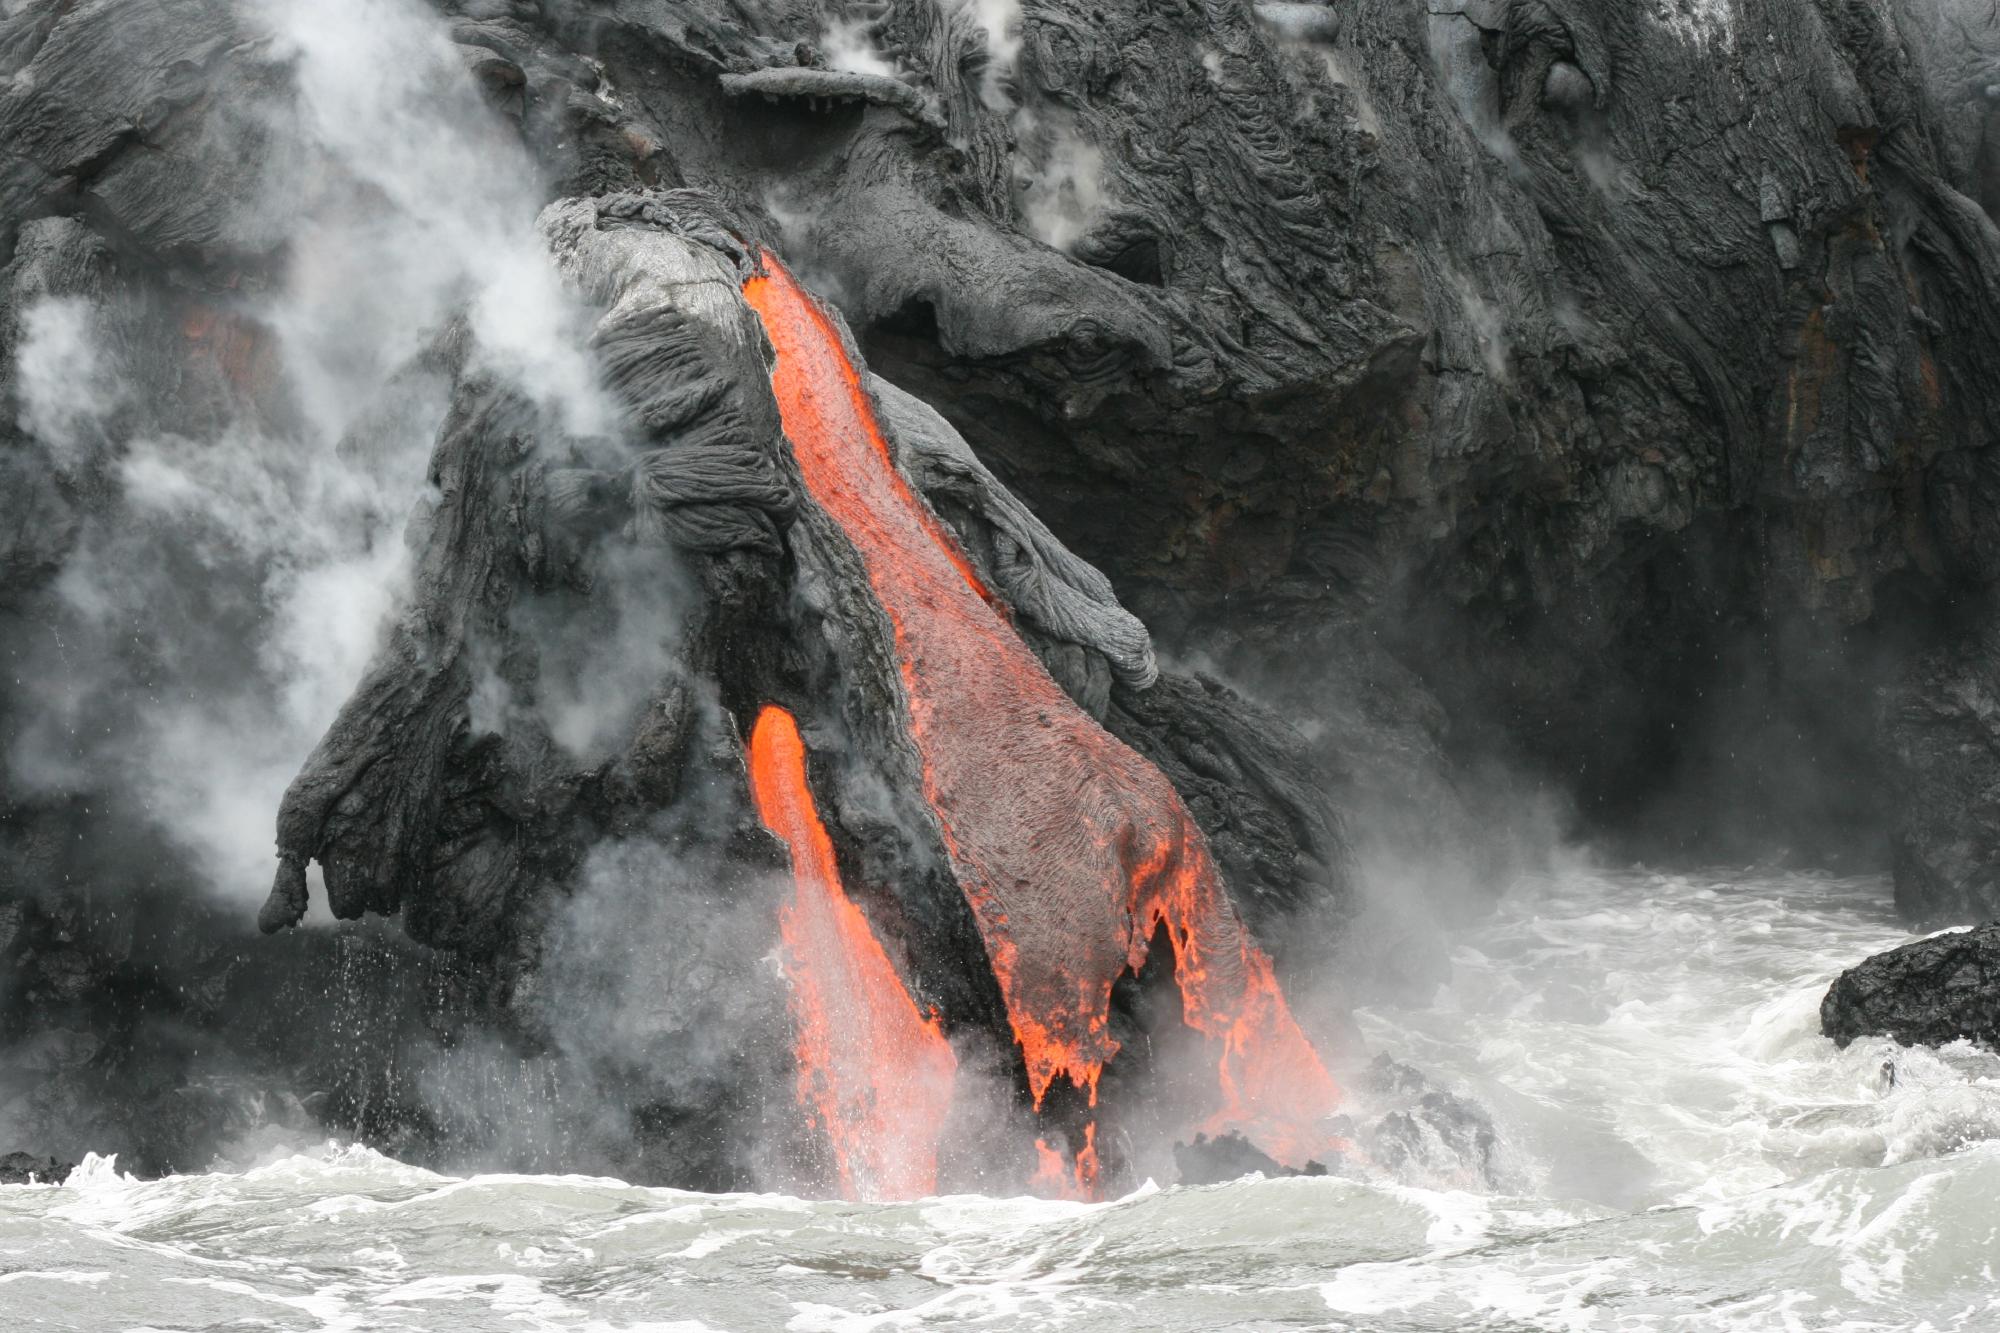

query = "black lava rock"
[[1822, 926, 2000, 1050], [0, 1152, 74, 1185], [1173, 1131, 1329, 1186]]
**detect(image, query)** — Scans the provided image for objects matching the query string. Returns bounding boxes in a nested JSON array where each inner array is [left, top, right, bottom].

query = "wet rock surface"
[[1882, 607, 2000, 926], [1173, 1130, 1328, 1186], [0, 1151, 70, 1184], [1823, 925, 2000, 1050], [1354, 1055, 1504, 1192]]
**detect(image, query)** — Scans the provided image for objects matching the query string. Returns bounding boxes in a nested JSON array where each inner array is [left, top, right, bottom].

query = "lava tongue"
[[746, 703, 957, 1201], [744, 257, 1339, 1193]]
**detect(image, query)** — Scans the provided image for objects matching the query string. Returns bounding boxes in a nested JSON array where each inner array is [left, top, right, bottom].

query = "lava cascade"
[[745, 703, 958, 1200], [743, 258, 1339, 1189]]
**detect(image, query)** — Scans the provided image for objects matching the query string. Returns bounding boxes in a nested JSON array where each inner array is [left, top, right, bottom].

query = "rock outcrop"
[[1822, 925, 2000, 1049], [0, 1151, 71, 1185]]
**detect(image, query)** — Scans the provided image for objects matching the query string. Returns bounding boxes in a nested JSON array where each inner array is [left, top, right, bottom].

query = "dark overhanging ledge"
[[718, 67, 946, 132]]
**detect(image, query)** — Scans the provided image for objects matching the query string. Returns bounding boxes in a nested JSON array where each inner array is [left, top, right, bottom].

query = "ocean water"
[[6, 869, 1998, 1332]]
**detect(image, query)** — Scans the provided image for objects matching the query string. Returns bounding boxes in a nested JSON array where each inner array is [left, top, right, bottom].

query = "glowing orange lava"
[[743, 258, 1340, 1191], [1029, 1124, 1101, 1201], [180, 303, 268, 392], [746, 703, 958, 1201], [1030, 1136, 1085, 1201]]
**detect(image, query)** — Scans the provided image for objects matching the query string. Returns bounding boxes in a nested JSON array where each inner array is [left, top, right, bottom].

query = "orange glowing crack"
[[743, 257, 1340, 1191], [746, 703, 958, 1202]]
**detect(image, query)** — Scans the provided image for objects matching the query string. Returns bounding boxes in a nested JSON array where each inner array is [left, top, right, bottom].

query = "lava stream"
[[746, 703, 958, 1201], [743, 257, 1339, 1190]]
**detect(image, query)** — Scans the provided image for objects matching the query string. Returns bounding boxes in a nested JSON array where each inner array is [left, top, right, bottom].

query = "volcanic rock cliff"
[[1, 0, 1997, 1183]]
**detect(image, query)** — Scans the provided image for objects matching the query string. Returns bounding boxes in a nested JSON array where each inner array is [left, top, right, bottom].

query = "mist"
[[1017, 120, 1113, 255], [0, 0, 685, 1177], [5, 0, 609, 907], [14, 295, 121, 473]]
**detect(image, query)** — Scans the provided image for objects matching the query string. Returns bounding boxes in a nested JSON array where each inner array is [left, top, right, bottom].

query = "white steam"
[[261, 0, 609, 439], [930, 0, 1114, 254], [820, 17, 901, 79], [14, 296, 120, 473], [108, 414, 438, 897], [1018, 127, 1110, 254], [7, 0, 611, 903], [955, 0, 1022, 110], [516, 546, 691, 766], [1654, 0, 1738, 49], [1456, 283, 1510, 382]]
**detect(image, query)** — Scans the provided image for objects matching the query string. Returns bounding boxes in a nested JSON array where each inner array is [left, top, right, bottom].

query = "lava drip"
[[1031, 1124, 1101, 1201], [745, 704, 958, 1201], [743, 258, 1340, 1190]]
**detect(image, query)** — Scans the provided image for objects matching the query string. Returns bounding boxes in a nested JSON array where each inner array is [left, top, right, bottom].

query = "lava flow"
[[743, 258, 1340, 1190], [745, 703, 958, 1201]]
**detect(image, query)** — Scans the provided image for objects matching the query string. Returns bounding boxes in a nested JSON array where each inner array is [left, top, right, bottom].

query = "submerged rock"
[[1173, 1131, 1328, 1187], [0, 1152, 73, 1185], [1822, 927, 2000, 1050], [1356, 1055, 1505, 1192]]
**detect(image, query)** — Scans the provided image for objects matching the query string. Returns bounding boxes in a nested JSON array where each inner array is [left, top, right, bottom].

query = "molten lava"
[[1030, 1124, 1102, 1201], [746, 703, 958, 1201], [743, 258, 1340, 1191], [180, 302, 269, 393]]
